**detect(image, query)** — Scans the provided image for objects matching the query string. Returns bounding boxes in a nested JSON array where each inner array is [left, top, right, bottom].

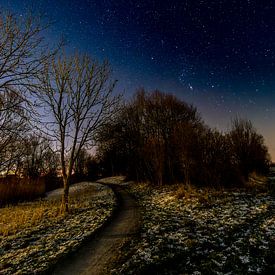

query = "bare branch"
[[36, 53, 120, 212]]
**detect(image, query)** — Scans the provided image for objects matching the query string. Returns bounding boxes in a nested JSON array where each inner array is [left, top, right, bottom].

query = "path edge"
[[41, 183, 121, 275]]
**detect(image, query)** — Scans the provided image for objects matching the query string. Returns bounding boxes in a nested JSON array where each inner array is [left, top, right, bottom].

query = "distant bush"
[[74, 149, 101, 181], [188, 128, 239, 187], [96, 89, 270, 187], [228, 118, 270, 180], [43, 174, 63, 192]]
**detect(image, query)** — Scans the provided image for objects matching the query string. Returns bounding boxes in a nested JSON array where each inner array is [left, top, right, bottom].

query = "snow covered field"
[[118, 183, 275, 274]]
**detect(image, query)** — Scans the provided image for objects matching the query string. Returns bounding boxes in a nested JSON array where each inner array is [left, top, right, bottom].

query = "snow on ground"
[[0, 182, 116, 275], [116, 183, 275, 274], [46, 181, 110, 199]]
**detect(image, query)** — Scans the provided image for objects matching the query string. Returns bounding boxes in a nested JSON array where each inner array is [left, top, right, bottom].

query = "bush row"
[[96, 89, 270, 187]]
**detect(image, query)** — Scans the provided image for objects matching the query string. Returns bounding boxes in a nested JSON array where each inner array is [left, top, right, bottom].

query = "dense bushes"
[[228, 118, 270, 180], [96, 90, 270, 187]]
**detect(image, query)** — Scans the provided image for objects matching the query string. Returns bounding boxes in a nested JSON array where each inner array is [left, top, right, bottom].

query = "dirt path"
[[51, 184, 140, 275]]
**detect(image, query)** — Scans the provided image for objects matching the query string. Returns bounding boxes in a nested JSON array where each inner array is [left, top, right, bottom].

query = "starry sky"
[[1, 0, 275, 159]]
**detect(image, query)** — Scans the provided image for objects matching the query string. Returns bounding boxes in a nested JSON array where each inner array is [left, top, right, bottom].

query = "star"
[[188, 84, 193, 91]]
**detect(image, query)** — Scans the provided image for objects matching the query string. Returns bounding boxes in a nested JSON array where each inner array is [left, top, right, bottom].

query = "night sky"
[[2, 0, 275, 159]]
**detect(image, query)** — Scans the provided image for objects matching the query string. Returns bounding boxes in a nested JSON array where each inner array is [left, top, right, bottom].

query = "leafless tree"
[[37, 53, 118, 212], [0, 11, 60, 174], [96, 89, 202, 184], [228, 118, 270, 180], [74, 148, 90, 178], [18, 135, 58, 179], [0, 11, 57, 95], [0, 90, 29, 174]]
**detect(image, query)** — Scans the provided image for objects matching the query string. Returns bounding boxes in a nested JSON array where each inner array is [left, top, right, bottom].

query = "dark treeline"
[[96, 89, 270, 187]]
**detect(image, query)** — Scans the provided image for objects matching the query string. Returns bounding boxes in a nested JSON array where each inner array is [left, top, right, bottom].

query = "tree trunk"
[[62, 176, 70, 213], [184, 162, 191, 186]]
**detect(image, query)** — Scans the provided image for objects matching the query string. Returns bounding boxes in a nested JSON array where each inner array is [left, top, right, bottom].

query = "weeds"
[[175, 183, 219, 204], [0, 177, 45, 206]]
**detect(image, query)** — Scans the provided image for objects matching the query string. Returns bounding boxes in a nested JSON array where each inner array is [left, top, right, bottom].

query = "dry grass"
[[0, 177, 45, 206], [176, 184, 208, 202], [175, 173, 270, 204], [0, 200, 61, 236], [175, 183, 226, 204], [245, 172, 269, 193], [0, 186, 97, 236]]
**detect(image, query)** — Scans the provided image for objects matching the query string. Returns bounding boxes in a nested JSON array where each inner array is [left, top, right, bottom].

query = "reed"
[[0, 176, 45, 206]]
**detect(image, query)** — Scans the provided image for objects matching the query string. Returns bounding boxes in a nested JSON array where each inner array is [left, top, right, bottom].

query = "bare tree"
[[0, 90, 29, 174], [0, 11, 60, 173], [74, 148, 89, 178], [0, 11, 57, 94], [19, 135, 58, 179], [37, 53, 118, 212], [96, 89, 202, 184], [229, 118, 270, 180]]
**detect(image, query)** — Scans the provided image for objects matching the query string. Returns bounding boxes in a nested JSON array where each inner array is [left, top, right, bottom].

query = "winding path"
[[51, 184, 140, 275]]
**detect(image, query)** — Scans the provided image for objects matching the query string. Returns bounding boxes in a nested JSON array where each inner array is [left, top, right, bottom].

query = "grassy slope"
[[0, 182, 116, 275]]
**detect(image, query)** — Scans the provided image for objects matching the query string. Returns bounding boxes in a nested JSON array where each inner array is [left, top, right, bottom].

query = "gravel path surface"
[[51, 184, 140, 275]]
